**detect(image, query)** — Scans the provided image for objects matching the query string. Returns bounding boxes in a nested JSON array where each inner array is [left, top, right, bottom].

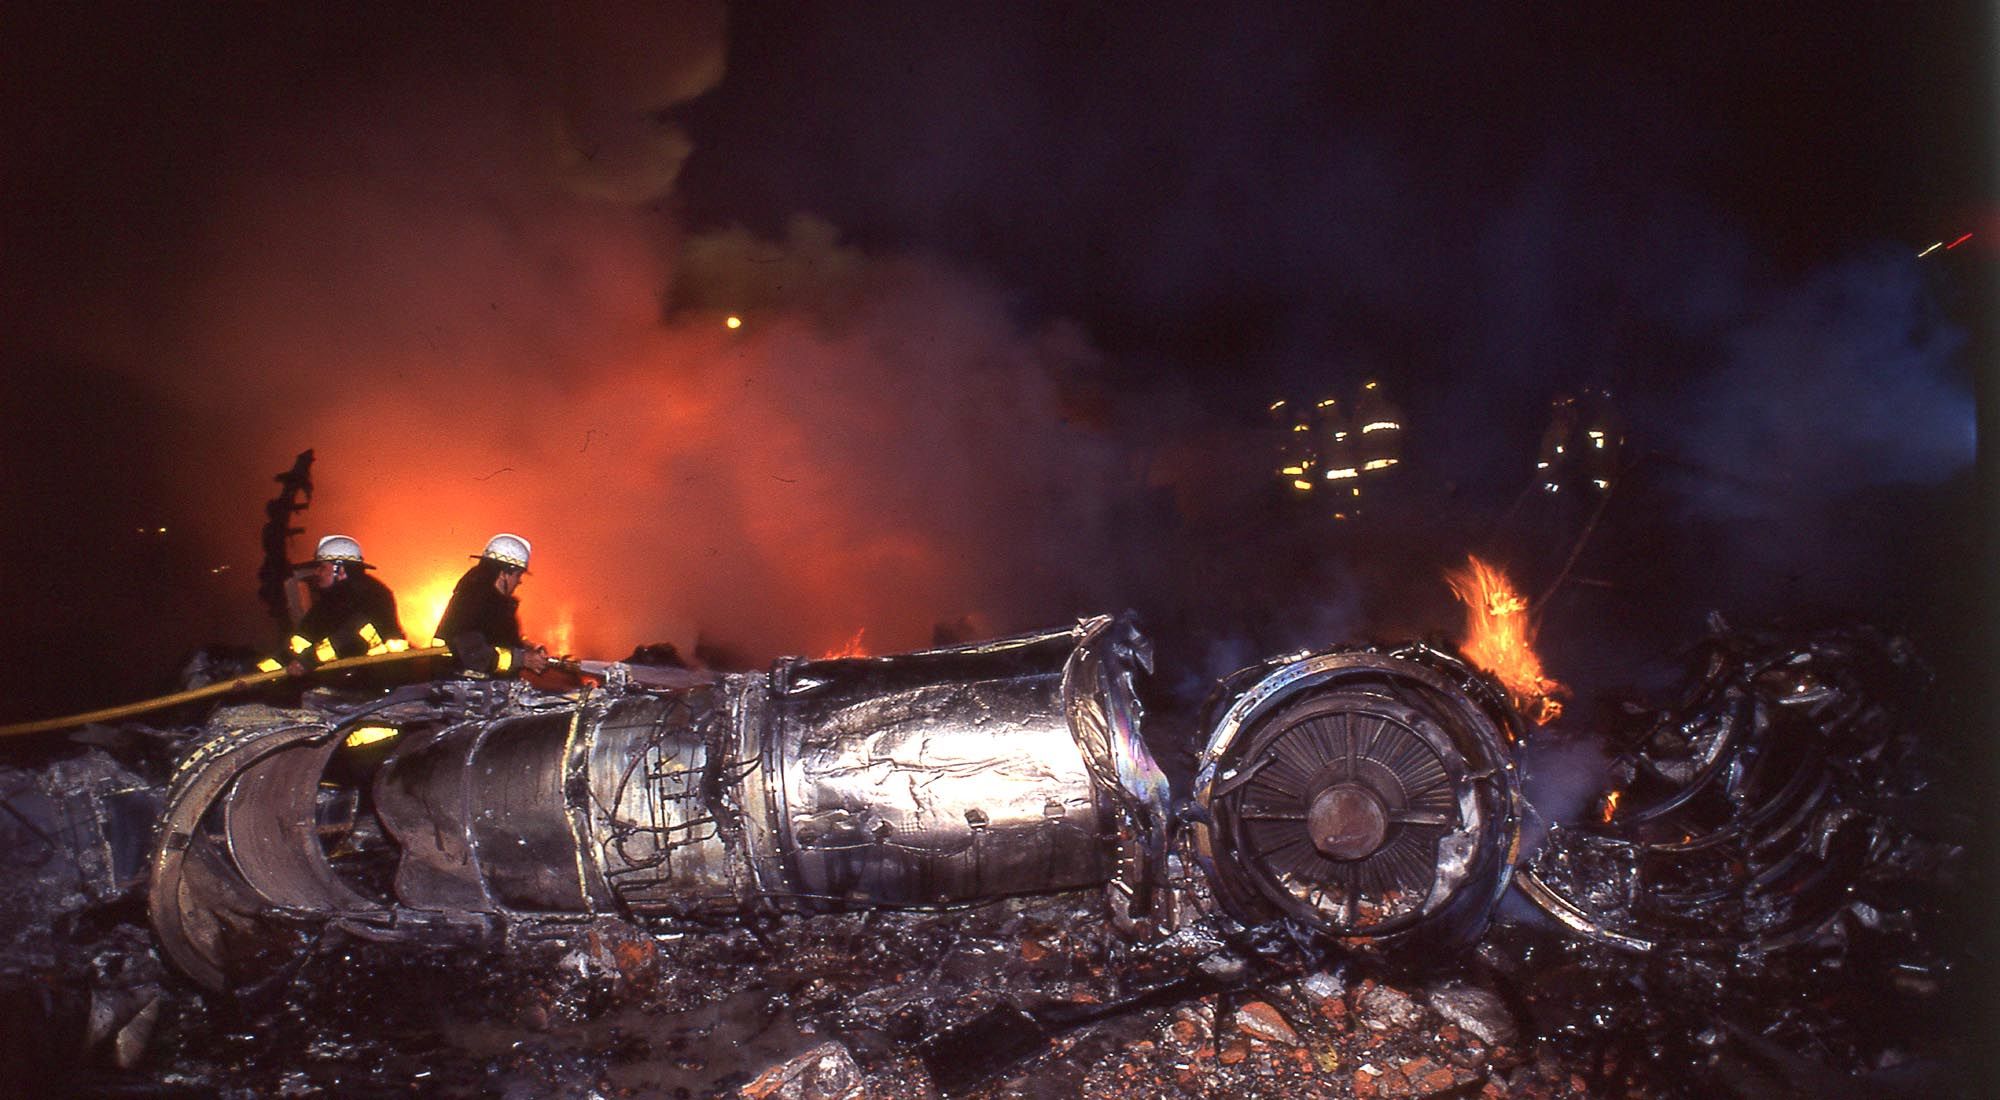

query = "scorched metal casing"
[[150, 616, 1170, 989], [1191, 645, 1524, 951]]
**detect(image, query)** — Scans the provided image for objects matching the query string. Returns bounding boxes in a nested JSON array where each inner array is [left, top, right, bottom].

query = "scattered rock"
[[112, 994, 164, 1070], [1196, 953, 1250, 982], [1356, 983, 1425, 1031], [1231, 1000, 1301, 1046], [1297, 968, 1346, 1007], [1426, 982, 1516, 1047], [740, 1041, 863, 1100]]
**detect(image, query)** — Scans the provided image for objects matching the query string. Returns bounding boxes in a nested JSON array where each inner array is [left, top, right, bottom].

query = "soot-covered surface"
[[0, 620, 1979, 1098]]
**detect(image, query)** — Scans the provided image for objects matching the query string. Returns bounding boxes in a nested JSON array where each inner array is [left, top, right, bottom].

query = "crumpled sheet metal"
[[147, 616, 1171, 990], [771, 658, 1111, 905], [581, 686, 756, 916], [148, 707, 377, 991], [762, 614, 1168, 910], [0, 749, 160, 968], [386, 619, 1167, 920], [1515, 624, 1938, 955]]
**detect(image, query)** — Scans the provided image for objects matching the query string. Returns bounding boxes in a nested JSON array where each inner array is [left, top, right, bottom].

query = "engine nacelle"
[[1190, 645, 1524, 951], [146, 624, 1524, 991], [148, 617, 1169, 990]]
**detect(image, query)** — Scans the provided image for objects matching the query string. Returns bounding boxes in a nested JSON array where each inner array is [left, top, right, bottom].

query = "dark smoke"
[[1, 2, 1981, 724]]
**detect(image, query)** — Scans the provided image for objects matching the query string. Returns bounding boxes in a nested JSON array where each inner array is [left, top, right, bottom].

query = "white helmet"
[[479, 532, 532, 570], [313, 534, 367, 566]]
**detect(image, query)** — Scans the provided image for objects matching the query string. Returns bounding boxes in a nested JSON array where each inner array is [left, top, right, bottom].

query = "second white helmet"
[[314, 535, 367, 565], [479, 532, 532, 570]]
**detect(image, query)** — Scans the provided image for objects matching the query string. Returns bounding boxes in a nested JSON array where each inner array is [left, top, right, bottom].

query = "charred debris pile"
[[0, 615, 1975, 1098]]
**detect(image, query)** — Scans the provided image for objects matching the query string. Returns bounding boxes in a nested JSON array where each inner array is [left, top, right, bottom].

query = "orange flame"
[[1445, 555, 1564, 723], [818, 628, 869, 659], [394, 568, 571, 654], [544, 603, 575, 658], [401, 570, 462, 648], [1600, 789, 1621, 824]]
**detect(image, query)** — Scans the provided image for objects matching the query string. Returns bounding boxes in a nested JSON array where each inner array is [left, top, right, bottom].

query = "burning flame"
[[544, 604, 575, 657], [393, 569, 572, 655], [818, 628, 868, 659], [1600, 789, 1621, 824], [402, 570, 462, 648], [1445, 555, 1564, 723]]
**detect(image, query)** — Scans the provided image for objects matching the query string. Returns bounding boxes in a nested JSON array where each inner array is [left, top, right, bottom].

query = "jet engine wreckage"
[[0, 614, 1968, 1095], [142, 615, 1533, 992]]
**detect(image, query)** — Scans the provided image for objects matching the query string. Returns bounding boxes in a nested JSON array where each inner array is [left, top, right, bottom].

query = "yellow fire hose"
[[0, 645, 452, 739]]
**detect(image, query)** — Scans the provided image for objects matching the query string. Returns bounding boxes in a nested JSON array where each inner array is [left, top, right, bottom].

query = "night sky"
[[1, 2, 1992, 724]]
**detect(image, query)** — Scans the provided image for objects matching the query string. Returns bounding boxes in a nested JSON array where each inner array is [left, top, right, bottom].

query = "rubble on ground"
[[0, 619, 1976, 1096]]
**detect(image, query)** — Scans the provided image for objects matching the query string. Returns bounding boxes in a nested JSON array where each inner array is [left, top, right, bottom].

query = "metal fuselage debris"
[[2, 616, 1948, 1019]]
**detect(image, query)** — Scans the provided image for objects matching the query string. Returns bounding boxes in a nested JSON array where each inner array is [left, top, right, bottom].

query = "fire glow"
[[1445, 555, 1564, 723], [60, 10, 1133, 675], [818, 628, 869, 659]]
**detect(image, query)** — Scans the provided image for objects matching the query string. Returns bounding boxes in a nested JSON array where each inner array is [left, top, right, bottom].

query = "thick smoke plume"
[[9, 5, 1126, 670], [1, 3, 1977, 722]]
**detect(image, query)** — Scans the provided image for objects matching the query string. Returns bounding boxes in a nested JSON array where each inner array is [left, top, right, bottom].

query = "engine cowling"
[[1191, 645, 1523, 951]]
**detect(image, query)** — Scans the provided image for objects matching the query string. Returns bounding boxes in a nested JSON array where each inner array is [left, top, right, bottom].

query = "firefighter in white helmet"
[[257, 535, 408, 675], [433, 533, 550, 677]]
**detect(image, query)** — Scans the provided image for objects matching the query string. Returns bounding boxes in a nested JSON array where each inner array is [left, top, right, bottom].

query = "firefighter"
[[1270, 398, 1317, 492], [434, 533, 550, 678], [1534, 388, 1623, 496], [258, 535, 408, 676], [1352, 380, 1404, 477]]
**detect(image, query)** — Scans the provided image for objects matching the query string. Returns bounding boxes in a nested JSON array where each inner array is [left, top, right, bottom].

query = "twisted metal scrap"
[[1516, 622, 1950, 956]]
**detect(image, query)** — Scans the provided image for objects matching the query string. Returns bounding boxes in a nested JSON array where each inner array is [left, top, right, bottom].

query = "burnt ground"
[[0, 593, 1984, 1098], [1, 872, 1979, 1100]]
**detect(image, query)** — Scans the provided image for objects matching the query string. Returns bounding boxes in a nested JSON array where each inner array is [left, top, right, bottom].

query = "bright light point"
[[1917, 241, 1943, 257], [1946, 233, 1973, 250], [725, 315, 743, 329]]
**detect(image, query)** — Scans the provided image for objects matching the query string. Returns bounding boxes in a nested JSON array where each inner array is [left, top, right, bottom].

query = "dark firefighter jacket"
[[263, 572, 407, 672], [434, 560, 529, 677]]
